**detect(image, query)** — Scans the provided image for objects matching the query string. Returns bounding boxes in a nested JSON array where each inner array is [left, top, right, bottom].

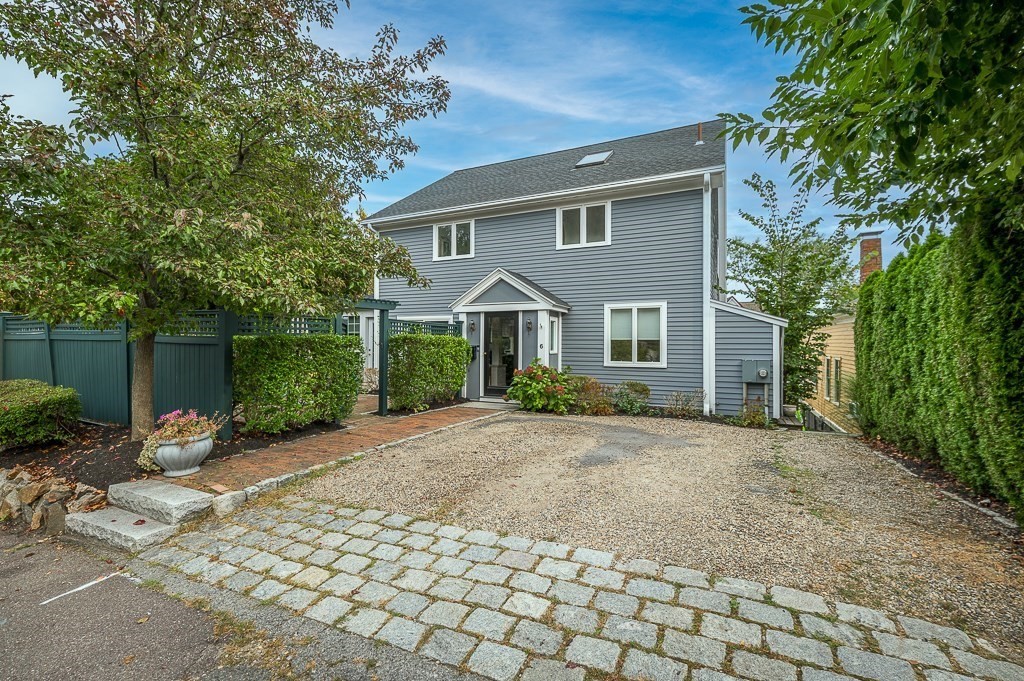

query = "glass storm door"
[[484, 312, 517, 396]]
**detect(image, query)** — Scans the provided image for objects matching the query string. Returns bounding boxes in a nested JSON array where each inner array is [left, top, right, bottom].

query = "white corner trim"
[[450, 267, 569, 313], [701, 172, 713, 415], [554, 201, 611, 250], [710, 300, 789, 327], [602, 301, 668, 369], [772, 324, 782, 419], [365, 165, 727, 228], [708, 307, 716, 414], [432, 220, 475, 261]]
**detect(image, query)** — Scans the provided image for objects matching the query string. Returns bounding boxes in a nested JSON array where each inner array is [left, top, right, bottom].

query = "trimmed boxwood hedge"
[[389, 333, 472, 412], [855, 212, 1024, 519], [233, 334, 363, 434], [0, 379, 81, 449]]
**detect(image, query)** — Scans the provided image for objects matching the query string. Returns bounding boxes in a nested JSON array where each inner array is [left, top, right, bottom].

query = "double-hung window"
[[557, 202, 610, 249], [833, 357, 842, 404], [604, 302, 667, 368], [434, 221, 474, 260]]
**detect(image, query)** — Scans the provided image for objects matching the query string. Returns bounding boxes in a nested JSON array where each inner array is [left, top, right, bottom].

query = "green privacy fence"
[[0, 300, 399, 439]]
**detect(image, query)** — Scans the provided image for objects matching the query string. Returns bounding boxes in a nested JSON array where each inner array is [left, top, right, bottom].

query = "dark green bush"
[[613, 381, 651, 415], [233, 334, 363, 433], [855, 213, 1024, 518], [388, 333, 471, 412], [0, 379, 81, 448]]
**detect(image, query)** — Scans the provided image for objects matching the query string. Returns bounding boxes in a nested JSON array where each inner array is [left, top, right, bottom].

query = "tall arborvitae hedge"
[[855, 209, 1024, 519]]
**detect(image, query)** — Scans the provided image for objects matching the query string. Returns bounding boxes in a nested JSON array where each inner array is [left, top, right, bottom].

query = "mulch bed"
[[863, 435, 1021, 534], [0, 420, 343, 491]]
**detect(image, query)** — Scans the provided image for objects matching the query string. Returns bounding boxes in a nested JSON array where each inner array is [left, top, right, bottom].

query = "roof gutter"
[[365, 164, 726, 229]]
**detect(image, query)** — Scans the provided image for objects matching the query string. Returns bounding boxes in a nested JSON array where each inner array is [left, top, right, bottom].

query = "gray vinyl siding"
[[715, 307, 775, 415], [464, 312, 482, 398], [379, 190, 705, 404]]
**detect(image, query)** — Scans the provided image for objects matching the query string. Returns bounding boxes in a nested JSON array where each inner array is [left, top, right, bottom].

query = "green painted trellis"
[[0, 299, 400, 439]]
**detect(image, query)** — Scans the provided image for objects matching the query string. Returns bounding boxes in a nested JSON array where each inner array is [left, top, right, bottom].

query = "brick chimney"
[[859, 231, 884, 283]]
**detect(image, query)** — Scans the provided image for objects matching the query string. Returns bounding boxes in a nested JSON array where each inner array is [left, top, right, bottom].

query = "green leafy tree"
[[0, 0, 448, 439], [721, 1, 1024, 239], [728, 174, 858, 403]]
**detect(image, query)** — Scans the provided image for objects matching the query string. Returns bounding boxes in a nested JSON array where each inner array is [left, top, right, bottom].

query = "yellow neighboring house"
[[804, 231, 883, 434]]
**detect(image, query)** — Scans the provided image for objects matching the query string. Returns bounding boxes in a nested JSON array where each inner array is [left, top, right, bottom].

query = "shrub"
[[233, 334, 363, 433], [613, 381, 651, 416], [389, 333, 472, 412], [506, 359, 575, 415], [666, 388, 706, 418], [731, 398, 769, 428], [568, 375, 614, 416], [855, 214, 1024, 518], [0, 379, 81, 448]]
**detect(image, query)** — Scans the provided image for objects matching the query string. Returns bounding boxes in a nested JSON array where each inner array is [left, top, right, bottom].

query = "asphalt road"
[[0, 529, 266, 681]]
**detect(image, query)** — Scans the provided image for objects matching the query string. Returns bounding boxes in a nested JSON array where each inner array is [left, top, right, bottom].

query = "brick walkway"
[[132, 497, 1024, 681], [167, 404, 498, 493]]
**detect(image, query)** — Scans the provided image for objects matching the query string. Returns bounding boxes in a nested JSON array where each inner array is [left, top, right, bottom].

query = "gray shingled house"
[[365, 120, 787, 417]]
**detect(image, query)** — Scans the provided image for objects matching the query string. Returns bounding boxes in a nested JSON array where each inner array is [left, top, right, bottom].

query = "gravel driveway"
[[298, 412, 1024, 659]]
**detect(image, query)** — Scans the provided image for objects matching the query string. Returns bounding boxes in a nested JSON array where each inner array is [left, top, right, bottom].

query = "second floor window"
[[434, 221, 474, 260], [557, 202, 610, 249]]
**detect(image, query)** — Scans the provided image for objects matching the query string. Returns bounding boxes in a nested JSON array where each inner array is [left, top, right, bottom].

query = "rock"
[[0, 468, 9, 482], [47, 484, 73, 503], [19, 481, 48, 505], [212, 491, 247, 517], [15, 471, 33, 483], [30, 507, 44, 531], [67, 489, 106, 514], [41, 501, 65, 535], [1, 490, 22, 520]]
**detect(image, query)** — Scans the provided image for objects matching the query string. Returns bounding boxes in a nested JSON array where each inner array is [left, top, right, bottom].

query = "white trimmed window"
[[603, 302, 667, 368], [557, 202, 610, 249], [434, 221, 474, 260], [549, 316, 560, 354]]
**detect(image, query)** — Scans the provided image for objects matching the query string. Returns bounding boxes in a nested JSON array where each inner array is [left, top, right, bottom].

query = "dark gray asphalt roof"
[[506, 270, 570, 309], [369, 120, 725, 221]]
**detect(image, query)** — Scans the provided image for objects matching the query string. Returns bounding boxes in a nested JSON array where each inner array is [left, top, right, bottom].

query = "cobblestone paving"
[[134, 496, 1024, 681]]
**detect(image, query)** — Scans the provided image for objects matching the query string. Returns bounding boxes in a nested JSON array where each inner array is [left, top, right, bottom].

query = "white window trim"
[[603, 302, 668, 368], [433, 220, 475, 261], [556, 202, 611, 250], [549, 315, 560, 354]]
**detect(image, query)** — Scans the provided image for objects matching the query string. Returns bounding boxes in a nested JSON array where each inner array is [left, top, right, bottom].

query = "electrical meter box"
[[742, 359, 772, 383]]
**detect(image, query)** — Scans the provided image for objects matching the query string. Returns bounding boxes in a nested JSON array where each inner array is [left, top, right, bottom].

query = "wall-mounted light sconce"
[[469, 320, 476, 333], [526, 319, 533, 332]]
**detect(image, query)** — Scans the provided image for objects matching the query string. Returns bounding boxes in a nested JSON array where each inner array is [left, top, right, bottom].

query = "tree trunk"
[[131, 332, 156, 441]]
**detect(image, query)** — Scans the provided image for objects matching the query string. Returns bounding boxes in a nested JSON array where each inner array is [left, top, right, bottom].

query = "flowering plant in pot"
[[137, 409, 229, 477]]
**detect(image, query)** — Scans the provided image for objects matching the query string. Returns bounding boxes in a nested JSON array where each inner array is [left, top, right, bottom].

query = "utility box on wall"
[[742, 359, 772, 383]]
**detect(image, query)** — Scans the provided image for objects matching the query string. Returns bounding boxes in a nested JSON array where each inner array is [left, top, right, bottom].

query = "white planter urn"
[[154, 433, 214, 477]]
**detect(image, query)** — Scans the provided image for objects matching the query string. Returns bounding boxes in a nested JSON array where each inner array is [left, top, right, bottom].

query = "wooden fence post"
[[221, 310, 237, 440], [0, 314, 6, 380]]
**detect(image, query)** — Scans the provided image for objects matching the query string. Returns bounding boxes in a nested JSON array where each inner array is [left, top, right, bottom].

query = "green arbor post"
[[378, 308, 389, 416]]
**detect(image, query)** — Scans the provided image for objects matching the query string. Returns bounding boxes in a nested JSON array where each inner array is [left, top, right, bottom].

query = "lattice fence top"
[[2, 317, 47, 335], [390, 319, 463, 337], [167, 311, 221, 337], [236, 315, 335, 336]]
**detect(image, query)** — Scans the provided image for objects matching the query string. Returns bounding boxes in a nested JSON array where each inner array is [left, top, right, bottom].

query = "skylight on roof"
[[575, 150, 612, 168]]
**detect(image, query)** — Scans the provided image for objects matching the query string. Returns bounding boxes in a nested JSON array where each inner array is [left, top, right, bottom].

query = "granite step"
[[66, 505, 177, 552], [108, 480, 214, 525]]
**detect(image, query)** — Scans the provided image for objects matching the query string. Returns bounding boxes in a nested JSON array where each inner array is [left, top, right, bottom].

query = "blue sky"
[[0, 0, 896, 262]]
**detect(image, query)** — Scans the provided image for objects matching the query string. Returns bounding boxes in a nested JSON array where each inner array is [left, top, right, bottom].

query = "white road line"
[[39, 571, 123, 605]]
